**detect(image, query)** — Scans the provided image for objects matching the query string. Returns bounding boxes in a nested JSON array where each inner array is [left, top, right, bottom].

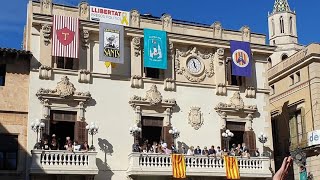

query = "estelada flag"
[[224, 156, 240, 180], [230, 40, 252, 77], [172, 154, 186, 178], [52, 15, 79, 58]]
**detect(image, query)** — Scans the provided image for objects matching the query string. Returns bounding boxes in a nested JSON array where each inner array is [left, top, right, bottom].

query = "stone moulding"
[[39, 65, 52, 80], [164, 78, 175, 91], [42, 24, 51, 46], [78, 69, 91, 84], [216, 83, 227, 96], [215, 92, 257, 115], [131, 75, 143, 89], [245, 86, 256, 98], [129, 84, 176, 108], [36, 76, 91, 102]]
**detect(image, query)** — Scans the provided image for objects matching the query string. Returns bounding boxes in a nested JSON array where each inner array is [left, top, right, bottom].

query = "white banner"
[[90, 6, 130, 26], [308, 130, 320, 146]]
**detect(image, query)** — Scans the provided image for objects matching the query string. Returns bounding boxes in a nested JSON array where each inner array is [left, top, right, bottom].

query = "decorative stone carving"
[[79, 102, 85, 120], [132, 37, 141, 57], [129, 84, 176, 107], [161, 14, 172, 32], [164, 78, 175, 91], [39, 65, 52, 80], [175, 47, 214, 82], [217, 48, 225, 65], [42, 99, 50, 119], [241, 26, 251, 42], [230, 92, 244, 109], [188, 107, 204, 130], [42, 24, 51, 46], [215, 92, 257, 113], [130, 75, 143, 89], [82, 30, 90, 48], [78, 1, 89, 20], [211, 21, 222, 39], [146, 84, 162, 105], [78, 69, 91, 83], [134, 106, 142, 124], [245, 86, 256, 98], [130, 9, 140, 28], [216, 83, 227, 96], [36, 76, 92, 101], [40, 0, 52, 15]]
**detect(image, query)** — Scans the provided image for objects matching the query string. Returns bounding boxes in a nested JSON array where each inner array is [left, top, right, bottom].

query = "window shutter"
[[43, 119, 50, 136], [220, 129, 226, 150], [75, 121, 88, 144], [289, 114, 298, 150], [300, 108, 307, 147], [243, 131, 256, 154], [162, 126, 173, 148]]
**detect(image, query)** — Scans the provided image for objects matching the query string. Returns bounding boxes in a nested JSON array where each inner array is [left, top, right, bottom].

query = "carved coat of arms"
[[146, 84, 162, 105], [56, 76, 76, 98], [188, 107, 204, 130]]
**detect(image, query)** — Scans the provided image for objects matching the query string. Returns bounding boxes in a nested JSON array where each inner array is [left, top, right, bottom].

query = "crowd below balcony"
[[132, 140, 261, 158], [33, 134, 90, 152]]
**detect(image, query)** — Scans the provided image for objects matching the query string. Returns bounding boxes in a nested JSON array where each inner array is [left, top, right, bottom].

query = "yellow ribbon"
[[121, 12, 129, 26], [105, 62, 116, 68]]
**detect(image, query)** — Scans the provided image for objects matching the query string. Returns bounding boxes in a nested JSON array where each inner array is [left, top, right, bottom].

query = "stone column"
[[214, 48, 227, 96], [164, 108, 172, 126]]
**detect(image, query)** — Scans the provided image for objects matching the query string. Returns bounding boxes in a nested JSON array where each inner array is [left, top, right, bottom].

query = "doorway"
[[229, 131, 244, 148], [141, 116, 163, 145], [50, 121, 75, 149]]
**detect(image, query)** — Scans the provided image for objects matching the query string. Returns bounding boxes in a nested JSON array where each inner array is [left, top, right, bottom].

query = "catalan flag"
[[224, 156, 240, 180], [172, 154, 186, 178]]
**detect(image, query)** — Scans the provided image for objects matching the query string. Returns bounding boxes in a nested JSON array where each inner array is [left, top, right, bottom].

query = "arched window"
[[280, 16, 284, 33], [289, 17, 293, 34], [281, 54, 288, 61], [272, 19, 275, 36], [267, 57, 272, 69]]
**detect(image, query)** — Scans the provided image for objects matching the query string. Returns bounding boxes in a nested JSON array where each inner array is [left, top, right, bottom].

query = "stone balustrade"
[[127, 153, 272, 178], [30, 150, 98, 175]]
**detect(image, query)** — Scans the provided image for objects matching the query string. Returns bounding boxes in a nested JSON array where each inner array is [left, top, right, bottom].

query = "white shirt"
[[187, 149, 194, 155]]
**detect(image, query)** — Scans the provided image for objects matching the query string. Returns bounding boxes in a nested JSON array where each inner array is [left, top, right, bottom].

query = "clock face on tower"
[[186, 57, 203, 75]]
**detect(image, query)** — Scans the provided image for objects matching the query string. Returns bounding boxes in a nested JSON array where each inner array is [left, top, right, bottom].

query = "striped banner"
[[224, 156, 240, 179], [172, 154, 186, 179], [52, 15, 79, 58]]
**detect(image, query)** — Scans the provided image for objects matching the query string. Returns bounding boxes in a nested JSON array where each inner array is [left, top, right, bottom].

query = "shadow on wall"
[[96, 138, 114, 180]]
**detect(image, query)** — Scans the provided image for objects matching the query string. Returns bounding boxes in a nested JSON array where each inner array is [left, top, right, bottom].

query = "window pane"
[[57, 57, 64, 68], [0, 152, 4, 169], [65, 58, 74, 70], [5, 152, 17, 170]]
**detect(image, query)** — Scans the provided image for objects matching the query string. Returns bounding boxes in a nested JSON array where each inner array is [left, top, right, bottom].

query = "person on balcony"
[[152, 141, 158, 153], [42, 139, 50, 150], [66, 140, 73, 152], [187, 146, 194, 155], [132, 142, 140, 153], [50, 138, 59, 150], [216, 146, 222, 157], [202, 146, 209, 156], [255, 148, 260, 157], [73, 141, 81, 151], [208, 145, 216, 156], [242, 143, 248, 152], [194, 146, 201, 155], [81, 141, 90, 152], [181, 144, 187, 154], [242, 149, 250, 158], [162, 143, 172, 154]]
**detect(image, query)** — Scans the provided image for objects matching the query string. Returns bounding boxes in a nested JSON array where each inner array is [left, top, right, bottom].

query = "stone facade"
[[268, 43, 320, 179], [24, 1, 275, 180], [0, 48, 31, 180]]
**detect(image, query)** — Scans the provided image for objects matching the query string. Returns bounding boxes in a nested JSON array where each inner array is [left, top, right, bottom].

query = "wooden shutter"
[[243, 131, 256, 154], [51, 111, 76, 122], [220, 129, 226, 150], [289, 114, 298, 150], [75, 121, 88, 144], [301, 108, 307, 147], [162, 126, 173, 147]]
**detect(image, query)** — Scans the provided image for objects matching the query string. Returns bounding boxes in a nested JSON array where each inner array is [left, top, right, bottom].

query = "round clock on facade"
[[186, 57, 203, 75]]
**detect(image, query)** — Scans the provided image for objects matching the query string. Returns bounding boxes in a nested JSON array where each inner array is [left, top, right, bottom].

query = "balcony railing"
[[30, 150, 98, 175], [127, 153, 272, 178]]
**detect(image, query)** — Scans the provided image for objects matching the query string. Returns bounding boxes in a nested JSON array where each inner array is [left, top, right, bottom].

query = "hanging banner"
[[99, 23, 124, 64], [90, 6, 130, 26], [143, 29, 167, 69], [230, 40, 252, 77], [308, 130, 320, 146]]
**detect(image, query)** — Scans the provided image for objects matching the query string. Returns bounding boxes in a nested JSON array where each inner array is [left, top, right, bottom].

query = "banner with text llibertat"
[[143, 29, 167, 69], [99, 23, 124, 64]]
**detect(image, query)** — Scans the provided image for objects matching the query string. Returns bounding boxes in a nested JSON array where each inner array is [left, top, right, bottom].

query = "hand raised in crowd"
[[273, 156, 293, 180]]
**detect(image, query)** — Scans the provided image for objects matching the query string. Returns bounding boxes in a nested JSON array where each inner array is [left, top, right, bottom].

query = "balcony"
[[30, 150, 98, 175], [127, 153, 272, 178]]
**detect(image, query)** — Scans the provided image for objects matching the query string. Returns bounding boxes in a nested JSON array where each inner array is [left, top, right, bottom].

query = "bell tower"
[[268, 0, 303, 66]]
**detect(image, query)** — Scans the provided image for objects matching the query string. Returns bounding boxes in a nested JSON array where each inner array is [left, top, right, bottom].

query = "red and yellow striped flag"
[[224, 156, 240, 179], [172, 154, 186, 178]]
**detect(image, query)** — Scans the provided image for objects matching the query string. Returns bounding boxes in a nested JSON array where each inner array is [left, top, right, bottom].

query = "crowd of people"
[[132, 140, 261, 158], [33, 134, 90, 152]]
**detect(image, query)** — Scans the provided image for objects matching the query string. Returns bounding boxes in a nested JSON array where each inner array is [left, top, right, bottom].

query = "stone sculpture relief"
[[132, 37, 141, 57], [82, 29, 90, 48], [215, 92, 257, 111], [131, 75, 143, 89], [78, 1, 89, 20], [130, 9, 140, 28], [39, 65, 52, 80], [41, 0, 52, 14], [188, 107, 204, 130], [241, 26, 251, 42], [212, 21, 222, 39], [175, 47, 214, 82], [161, 14, 172, 32], [42, 24, 51, 46]]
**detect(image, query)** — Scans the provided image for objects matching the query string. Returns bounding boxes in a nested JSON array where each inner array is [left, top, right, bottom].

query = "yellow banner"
[[172, 154, 186, 179], [224, 156, 240, 179]]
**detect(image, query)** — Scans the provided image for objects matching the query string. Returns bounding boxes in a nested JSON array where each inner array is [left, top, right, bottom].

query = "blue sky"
[[0, 0, 319, 49]]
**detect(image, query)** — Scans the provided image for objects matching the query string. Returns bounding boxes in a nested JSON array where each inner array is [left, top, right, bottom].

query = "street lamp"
[[86, 122, 99, 151], [169, 127, 180, 148], [258, 132, 268, 156], [129, 124, 141, 144], [221, 129, 234, 151], [31, 119, 45, 143]]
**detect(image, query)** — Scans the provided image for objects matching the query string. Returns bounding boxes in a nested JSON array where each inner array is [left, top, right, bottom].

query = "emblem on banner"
[[149, 38, 163, 60], [56, 27, 75, 46], [103, 29, 120, 58], [232, 49, 250, 68]]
